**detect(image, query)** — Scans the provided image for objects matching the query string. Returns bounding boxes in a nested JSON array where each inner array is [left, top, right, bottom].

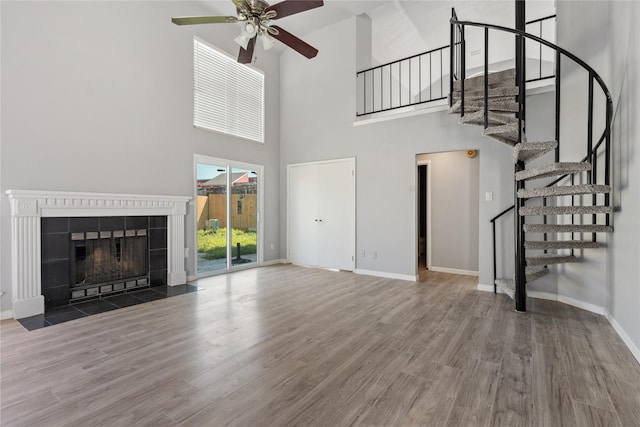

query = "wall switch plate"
[[185, 247, 190, 258], [270, 243, 275, 250], [361, 250, 366, 257], [485, 192, 493, 201]]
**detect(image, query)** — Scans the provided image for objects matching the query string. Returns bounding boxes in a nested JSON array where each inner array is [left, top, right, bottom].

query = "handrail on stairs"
[[450, 9, 614, 310]]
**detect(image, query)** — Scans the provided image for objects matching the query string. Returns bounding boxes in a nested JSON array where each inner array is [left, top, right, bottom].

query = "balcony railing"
[[356, 14, 556, 118], [356, 45, 450, 117]]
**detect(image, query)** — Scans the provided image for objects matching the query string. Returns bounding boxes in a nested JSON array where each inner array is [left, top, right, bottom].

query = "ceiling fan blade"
[[238, 36, 257, 64], [269, 25, 318, 59], [171, 16, 238, 25], [265, 0, 324, 20]]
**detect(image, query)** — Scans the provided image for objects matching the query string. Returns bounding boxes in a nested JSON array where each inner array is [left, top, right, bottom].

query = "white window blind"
[[193, 38, 264, 143]]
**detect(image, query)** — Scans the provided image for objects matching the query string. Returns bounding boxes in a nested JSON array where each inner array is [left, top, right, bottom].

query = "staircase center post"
[[514, 0, 527, 312]]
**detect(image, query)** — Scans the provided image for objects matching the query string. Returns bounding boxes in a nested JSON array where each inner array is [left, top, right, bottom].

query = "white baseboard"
[[354, 269, 417, 282], [13, 295, 44, 319], [429, 266, 479, 276], [477, 284, 495, 293], [606, 312, 640, 365], [556, 294, 605, 315], [1, 310, 13, 320]]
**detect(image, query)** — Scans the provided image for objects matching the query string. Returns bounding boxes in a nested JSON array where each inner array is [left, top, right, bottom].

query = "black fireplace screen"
[[72, 235, 148, 287]]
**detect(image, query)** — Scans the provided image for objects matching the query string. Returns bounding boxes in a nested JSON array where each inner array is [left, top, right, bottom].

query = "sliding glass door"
[[195, 156, 262, 276]]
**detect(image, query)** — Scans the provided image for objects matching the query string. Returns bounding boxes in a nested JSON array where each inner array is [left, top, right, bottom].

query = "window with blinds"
[[193, 38, 264, 143]]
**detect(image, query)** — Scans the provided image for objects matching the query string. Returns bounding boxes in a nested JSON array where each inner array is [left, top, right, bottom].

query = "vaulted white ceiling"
[[197, 0, 555, 65]]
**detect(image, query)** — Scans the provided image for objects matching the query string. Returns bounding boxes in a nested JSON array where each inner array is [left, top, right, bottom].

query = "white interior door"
[[288, 158, 355, 271], [316, 160, 355, 270], [288, 163, 320, 266]]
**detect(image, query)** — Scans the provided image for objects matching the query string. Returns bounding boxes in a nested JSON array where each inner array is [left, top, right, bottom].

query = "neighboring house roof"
[[201, 172, 248, 187]]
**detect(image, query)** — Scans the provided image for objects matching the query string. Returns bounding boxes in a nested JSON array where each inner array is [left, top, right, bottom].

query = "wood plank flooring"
[[1, 265, 639, 426]]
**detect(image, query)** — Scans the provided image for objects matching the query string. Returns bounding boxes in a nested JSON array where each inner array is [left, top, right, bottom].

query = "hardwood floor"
[[1, 265, 639, 426]]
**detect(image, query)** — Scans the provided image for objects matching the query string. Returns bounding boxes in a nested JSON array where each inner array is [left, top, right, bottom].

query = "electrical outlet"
[[485, 192, 493, 201], [371, 251, 377, 259], [361, 250, 366, 257], [185, 247, 190, 258], [270, 243, 275, 250]]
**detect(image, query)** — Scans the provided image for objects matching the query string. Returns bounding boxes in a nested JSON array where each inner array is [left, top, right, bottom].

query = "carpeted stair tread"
[[459, 110, 519, 126], [523, 223, 614, 233], [495, 267, 549, 298], [524, 240, 606, 250], [515, 162, 592, 181], [453, 68, 516, 90], [484, 133, 520, 147], [495, 278, 516, 294], [514, 141, 558, 164], [495, 267, 549, 292], [449, 100, 520, 114], [526, 254, 578, 266], [518, 184, 611, 199], [519, 205, 613, 216], [483, 123, 520, 137], [450, 85, 519, 101], [526, 266, 550, 281]]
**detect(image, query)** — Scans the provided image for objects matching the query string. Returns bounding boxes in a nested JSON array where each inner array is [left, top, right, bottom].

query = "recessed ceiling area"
[[197, 0, 555, 65]]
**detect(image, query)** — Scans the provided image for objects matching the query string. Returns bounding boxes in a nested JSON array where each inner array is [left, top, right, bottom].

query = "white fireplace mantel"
[[5, 190, 192, 319]]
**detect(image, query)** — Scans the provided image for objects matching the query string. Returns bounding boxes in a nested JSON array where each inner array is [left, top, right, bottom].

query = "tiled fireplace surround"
[[6, 190, 191, 319]]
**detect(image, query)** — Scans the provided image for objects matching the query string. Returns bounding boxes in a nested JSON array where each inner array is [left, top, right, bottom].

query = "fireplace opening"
[[70, 229, 150, 300], [70, 229, 149, 300], [41, 216, 168, 308]]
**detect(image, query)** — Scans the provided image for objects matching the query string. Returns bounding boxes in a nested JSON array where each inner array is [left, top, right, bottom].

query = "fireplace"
[[40, 216, 170, 309], [6, 190, 190, 319]]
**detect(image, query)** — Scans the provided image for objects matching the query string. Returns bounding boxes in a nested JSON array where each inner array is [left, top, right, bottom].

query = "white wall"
[[280, 16, 515, 284], [557, 1, 640, 357], [417, 151, 479, 273], [0, 1, 282, 314]]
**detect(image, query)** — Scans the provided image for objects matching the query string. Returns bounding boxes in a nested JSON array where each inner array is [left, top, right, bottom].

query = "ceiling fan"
[[172, 0, 324, 64]]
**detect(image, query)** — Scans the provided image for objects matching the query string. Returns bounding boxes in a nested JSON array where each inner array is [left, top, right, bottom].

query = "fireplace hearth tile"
[[17, 284, 200, 331], [17, 314, 50, 331], [72, 299, 120, 316], [103, 293, 146, 308], [126, 289, 167, 302], [44, 306, 86, 325], [164, 284, 201, 297]]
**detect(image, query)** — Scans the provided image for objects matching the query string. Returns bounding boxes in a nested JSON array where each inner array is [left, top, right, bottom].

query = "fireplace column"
[[9, 199, 45, 318], [168, 205, 187, 285]]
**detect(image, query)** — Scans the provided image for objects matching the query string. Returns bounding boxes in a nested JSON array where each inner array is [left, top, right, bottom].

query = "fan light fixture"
[[234, 21, 258, 50], [261, 33, 275, 50], [172, 0, 323, 64]]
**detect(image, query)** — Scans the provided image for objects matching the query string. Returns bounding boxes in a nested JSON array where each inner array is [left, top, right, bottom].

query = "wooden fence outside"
[[196, 194, 257, 230]]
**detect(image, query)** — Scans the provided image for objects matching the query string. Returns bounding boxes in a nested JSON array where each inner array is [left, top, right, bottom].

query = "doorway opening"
[[416, 150, 480, 277], [195, 155, 263, 277]]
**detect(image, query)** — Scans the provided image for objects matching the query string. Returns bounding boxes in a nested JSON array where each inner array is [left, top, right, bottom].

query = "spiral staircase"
[[448, 10, 614, 312]]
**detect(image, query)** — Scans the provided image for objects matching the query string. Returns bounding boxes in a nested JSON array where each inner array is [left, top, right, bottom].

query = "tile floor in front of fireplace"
[[17, 285, 200, 331]]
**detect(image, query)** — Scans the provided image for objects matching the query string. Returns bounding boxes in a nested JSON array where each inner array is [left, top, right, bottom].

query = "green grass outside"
[[198, 229, 257, 260]]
